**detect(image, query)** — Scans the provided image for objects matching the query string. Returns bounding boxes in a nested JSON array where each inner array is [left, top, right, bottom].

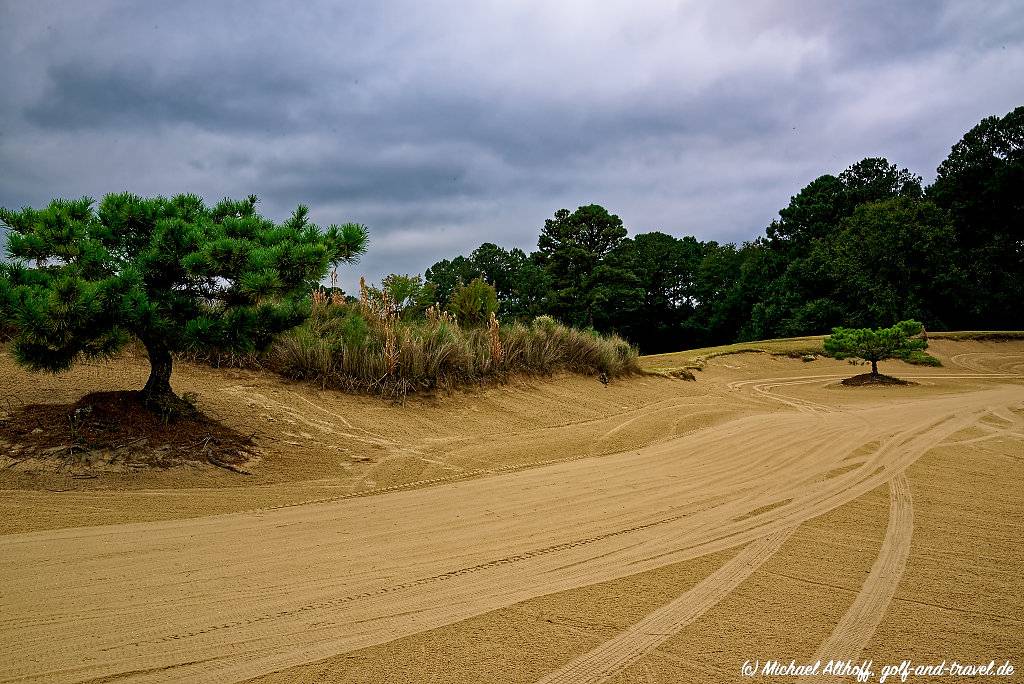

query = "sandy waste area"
[[1, 338, 1022, 683]]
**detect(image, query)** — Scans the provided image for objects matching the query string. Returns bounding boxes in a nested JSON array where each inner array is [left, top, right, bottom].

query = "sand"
[[0, 339, 1021, 683]]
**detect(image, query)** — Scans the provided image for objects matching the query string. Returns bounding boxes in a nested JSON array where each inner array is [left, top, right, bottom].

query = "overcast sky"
[[1, 1, 1022, 292]]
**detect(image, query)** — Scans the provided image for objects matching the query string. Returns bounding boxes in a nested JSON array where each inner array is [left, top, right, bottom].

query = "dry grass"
[[267, 303, 639, 398], [177, 311, 1022, 396]]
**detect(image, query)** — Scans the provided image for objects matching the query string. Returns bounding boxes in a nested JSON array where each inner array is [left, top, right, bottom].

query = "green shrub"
[[448, 277, 498, 327], [315, 308, 371, 349], [898, 349, 942, 366]]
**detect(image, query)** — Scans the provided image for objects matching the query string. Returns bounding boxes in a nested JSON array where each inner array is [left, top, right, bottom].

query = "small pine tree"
[[823, 320, 927, 376], [0, 193, 368, 409]]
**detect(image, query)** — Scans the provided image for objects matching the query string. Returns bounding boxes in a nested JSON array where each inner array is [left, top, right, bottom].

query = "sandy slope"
[[1, 340, 1022, 683]]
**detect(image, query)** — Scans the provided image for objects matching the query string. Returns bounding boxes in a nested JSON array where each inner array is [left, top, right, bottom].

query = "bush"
[[531, 314, 558, 332], [268, 299, 639, 397], [898, 349, 942, 366], [448, 277, 498, 327]]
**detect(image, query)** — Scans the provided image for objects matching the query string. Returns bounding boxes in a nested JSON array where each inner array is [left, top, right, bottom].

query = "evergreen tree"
[[536, 204, 627, 327], [424, 244, 550, 319], [594, 232, 702, 352], [823, 320, 927, 376], [0, 193, 367, 408], [380, 273, 434, 319]]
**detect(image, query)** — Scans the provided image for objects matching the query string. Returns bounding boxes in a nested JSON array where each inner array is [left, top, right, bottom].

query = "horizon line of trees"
[[380, 105, 1023, 353]]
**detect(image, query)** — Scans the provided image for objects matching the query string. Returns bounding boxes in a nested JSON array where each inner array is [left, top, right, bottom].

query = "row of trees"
[[412, 106, 1023, 353], [2, 107, 1019, 405]]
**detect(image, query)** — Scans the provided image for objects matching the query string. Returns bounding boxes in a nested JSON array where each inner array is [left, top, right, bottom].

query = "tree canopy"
[[8, 106, 1016, 380], [823, 320, 928, 376], [417, 108, 1021, 353], [928, 105, 1024, 329], [0, 193, 367, 406], [536, 204, 627, 328]]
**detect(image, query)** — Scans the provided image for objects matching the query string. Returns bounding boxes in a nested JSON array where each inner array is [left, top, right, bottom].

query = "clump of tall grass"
[[268, 288, 639, 397]]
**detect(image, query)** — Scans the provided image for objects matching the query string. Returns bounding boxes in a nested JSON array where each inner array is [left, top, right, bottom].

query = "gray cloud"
[[1, 0, 1022, 290], [26, 61, 314, 132]]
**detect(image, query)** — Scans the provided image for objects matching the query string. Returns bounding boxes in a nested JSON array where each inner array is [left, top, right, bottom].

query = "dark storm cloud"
[[266, 155, 482, 204], [1, 0, 1022, 288], [26, 61, 314, 132]]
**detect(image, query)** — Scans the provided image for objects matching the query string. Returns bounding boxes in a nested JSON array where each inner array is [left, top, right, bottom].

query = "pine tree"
[[823, 320, 927, 376], [536, 204, 627, 328], [0, 193, 367, 409]]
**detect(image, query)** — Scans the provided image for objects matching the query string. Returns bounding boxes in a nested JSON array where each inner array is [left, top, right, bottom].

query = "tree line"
[[2, 106, 1019, 407], [415, 106, 1023, 353]]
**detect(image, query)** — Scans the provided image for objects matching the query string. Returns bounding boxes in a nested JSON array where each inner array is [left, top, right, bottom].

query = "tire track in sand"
[[814, 473, 913, 676], [1, 387, 1017, 684], [949, 352, 1024, 374], [727, 375, 841, 414], [534, 528, 794, 684]]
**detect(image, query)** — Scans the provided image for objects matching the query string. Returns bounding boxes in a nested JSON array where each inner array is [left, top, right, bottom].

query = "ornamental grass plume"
[[488, 311, 503, 365]]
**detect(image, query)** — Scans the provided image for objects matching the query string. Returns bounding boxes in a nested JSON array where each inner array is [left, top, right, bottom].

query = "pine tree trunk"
[[871, 359, 878, 375], [142, 339, 174, 402]]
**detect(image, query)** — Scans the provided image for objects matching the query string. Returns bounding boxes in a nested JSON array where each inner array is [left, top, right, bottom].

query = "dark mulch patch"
[[0, 391, 257, 474], [840, 373, 914, 387]]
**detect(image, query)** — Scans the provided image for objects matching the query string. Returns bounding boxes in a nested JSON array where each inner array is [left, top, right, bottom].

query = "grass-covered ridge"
[[926, 330, 1024, 342], [640, 329, 1024, 377], [264, 286, 639, 397], [640, 335, 827, 374]]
